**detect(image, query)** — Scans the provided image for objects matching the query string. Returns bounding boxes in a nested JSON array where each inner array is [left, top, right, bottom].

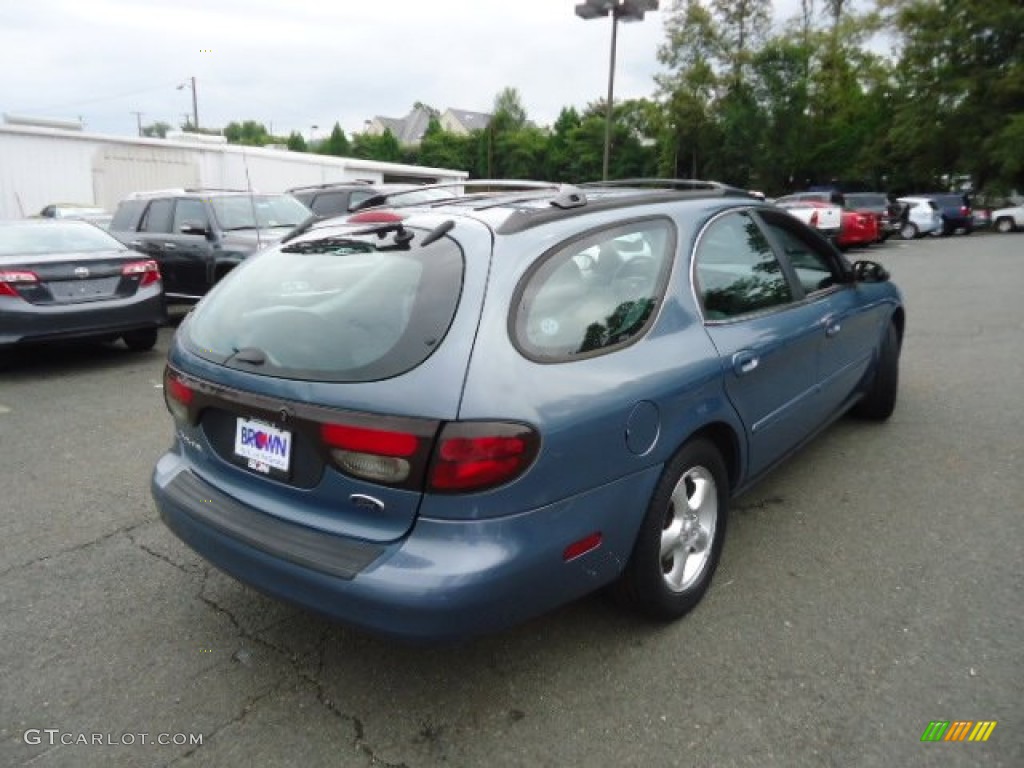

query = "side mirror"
[[852, 260, 890, 283], [179, 221, 209, 237]]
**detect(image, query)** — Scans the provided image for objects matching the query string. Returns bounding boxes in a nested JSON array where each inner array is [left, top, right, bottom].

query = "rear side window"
[[140, 199, 174, 233], [184, 228, 464, 382], [511, 218, 675, 362], [110, 199, 146, 231], [172, 199, 208, 232], [309, 191, 352, 216]]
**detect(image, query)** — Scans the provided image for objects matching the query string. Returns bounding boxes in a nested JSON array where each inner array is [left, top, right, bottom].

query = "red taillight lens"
[[429, 423, 539, 492], [321, 424, 418, 457], [0, 269, 39, 298], [122, 259, 161, 286], [809, 211, 819, 227], [164, 368, 194, 423], [347, 210, 405, 224], [322, 424, 420, 484]]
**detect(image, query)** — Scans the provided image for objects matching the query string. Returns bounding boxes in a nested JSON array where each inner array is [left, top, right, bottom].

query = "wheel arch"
[[891, 305, 906, 345], [683, 421, 742, 493]]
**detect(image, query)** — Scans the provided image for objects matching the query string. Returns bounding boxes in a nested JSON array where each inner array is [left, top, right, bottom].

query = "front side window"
[[512, 218, 675, 361], [760, 215, 841, 295], [185, 227, 464, 382], [694, 212, 792, 320]]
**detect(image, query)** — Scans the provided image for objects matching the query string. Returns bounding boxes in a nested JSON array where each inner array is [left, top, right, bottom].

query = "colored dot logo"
[[200, 49, 213, 53]]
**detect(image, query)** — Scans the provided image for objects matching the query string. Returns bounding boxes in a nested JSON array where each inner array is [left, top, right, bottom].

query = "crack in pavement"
[[734, 496, 786, 513], [0, 520, 149, 579], [126, 531, 205, 576], [178, 572, 407, 767]]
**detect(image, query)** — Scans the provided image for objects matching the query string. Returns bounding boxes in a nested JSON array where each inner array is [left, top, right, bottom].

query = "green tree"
[[318, 122, 351, 156], [141, 121, 172, 139], [491, 87, 528, 132], [223, 120, 272, 146], [286, 131, 307, 152], [351, 129, 402, 162]]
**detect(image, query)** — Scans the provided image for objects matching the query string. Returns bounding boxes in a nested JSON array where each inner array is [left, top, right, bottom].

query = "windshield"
[[185, 226, 464, 382], [0, 220, 124, 256], [210, 195, 310, 230]]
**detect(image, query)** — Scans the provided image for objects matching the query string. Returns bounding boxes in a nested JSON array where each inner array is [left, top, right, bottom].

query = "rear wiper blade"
[[227, 347, 267, 366], [348, 222, 414, 247]]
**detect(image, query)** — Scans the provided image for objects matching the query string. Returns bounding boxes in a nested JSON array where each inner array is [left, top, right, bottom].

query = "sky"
[[1, 0, 816, 140]]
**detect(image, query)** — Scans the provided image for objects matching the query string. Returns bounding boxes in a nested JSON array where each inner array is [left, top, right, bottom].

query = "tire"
[[122, 328, 158, 351], [612, 439, 729, 620], [899, 222, 918, 240], [995, 217, 1015, 234], [852, 322, 900, 421]]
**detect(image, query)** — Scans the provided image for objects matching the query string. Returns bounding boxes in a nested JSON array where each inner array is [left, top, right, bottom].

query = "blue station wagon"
[[152, 181, 905, 642]]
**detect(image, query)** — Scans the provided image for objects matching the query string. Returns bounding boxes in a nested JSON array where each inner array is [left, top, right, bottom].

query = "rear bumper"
[[152, 451, 659, 643], [0, 290, 166, 347]]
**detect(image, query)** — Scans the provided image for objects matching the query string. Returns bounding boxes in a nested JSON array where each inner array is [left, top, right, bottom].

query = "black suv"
[[924, 192, 973, 235], [109, 189, 311, 301], [287, 182, 456, 218]]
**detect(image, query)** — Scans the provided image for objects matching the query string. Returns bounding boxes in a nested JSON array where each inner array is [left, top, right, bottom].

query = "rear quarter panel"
[[426, 203, 748, 523]]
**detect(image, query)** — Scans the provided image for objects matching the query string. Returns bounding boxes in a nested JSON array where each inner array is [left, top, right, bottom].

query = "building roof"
[[369, 107, 493, 144], [444, 109, 493, 132]]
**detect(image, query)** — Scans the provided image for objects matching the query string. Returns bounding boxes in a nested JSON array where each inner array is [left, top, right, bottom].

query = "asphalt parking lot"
[[1, 233, 1021, 767]]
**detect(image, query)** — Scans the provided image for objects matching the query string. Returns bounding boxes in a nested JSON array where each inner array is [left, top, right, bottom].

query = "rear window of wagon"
[[184, 228, 464, 382]]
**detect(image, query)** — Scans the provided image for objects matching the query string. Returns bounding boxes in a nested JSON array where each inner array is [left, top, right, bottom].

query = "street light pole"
[[602, 14, 619, 182], [575, 1, 658, 181], [178, 77, 199, 131]]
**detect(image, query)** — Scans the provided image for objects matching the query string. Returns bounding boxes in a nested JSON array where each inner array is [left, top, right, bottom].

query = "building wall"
[[0, 125, 467, 219]]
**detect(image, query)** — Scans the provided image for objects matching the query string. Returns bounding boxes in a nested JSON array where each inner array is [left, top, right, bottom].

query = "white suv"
[[895, 197, 943, 239], [992, 203, 1024, 233]]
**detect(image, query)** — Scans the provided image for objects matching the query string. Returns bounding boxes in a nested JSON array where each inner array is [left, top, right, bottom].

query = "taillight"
[[164, 368, 194, 423], [322, 423, 419, 484], [347, 210, 405, 224], [122, 259, 161, 286], [429, 422, 539, 492], [809, 211, 819, 228], [0, 269, 39, 298], [961, 205, 970, 216]]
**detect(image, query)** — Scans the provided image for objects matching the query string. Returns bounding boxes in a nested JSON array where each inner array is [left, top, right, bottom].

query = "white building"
[[0, 122, 468, 220]]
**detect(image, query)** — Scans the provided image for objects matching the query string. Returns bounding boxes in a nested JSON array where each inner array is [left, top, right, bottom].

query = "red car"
[[804, 201, 878, 249]]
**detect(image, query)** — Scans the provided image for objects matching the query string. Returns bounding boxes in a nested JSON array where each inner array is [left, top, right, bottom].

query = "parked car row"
[[770, 188, 1019, 241]]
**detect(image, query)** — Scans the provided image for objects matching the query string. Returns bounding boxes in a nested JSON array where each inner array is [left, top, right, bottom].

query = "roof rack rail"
[[183, 187, 253, 194], [127, 188, 187, 199], [579, 178, 756, 198], [285, 180, 375, 193], [578, 178, 726, 190], [349, 179, 564, 212]]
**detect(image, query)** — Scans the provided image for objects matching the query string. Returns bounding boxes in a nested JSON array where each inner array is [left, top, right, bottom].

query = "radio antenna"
[[241, 147, 263, 250]]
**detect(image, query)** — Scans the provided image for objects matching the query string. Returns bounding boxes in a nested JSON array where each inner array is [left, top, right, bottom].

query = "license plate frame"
[[233, 417, 292, 479]]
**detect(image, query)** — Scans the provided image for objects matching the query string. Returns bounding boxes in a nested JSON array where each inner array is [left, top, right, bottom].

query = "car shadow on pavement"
[[0, 339, 165, 378]]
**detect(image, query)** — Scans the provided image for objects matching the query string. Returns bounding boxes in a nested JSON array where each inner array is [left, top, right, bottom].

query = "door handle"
[[822, 314, 842, 338], [162, 242, 178, 250], [732, 351, 760, 376]]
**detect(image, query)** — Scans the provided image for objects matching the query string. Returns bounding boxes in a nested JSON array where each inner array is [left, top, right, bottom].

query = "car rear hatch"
[[166, 211, 506, 543], [0, 249, 158, 304]]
